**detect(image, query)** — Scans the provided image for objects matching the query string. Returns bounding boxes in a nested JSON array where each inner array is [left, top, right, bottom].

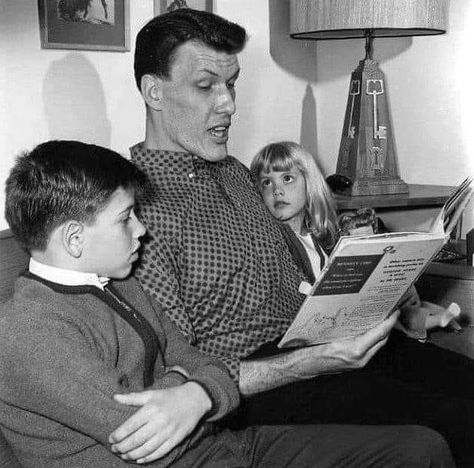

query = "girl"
[[251, 141, 460, 337], [250, 141, 339, 285]]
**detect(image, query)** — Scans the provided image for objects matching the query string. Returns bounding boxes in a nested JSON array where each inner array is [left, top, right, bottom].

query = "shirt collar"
[[130, 142, 229, 178], [29, 258, 109, 290]]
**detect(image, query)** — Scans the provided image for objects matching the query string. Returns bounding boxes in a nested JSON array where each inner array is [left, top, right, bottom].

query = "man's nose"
[[215, 89, 236, 115]]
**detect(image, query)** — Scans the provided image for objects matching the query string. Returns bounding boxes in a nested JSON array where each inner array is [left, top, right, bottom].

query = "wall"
[[1, 0, 473, 233]]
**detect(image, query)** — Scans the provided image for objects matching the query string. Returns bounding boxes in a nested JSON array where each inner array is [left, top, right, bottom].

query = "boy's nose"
[[134, 217, 146, 238]]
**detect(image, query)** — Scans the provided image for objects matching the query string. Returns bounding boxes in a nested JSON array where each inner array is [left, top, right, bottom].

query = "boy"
[[0, 140, 453, 467]]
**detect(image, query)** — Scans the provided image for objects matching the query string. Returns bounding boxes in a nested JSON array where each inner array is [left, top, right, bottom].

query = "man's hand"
[[109, 382, 211, 464], [240, 311, 399, 396]]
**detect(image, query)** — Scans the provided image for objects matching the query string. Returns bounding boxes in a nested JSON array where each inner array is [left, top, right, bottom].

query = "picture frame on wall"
[[38, 0, 130, 52], [154, 0, 213, 16]]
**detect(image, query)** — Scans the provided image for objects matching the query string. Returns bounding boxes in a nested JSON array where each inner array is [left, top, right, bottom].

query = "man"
[[131, 8, 474, 466]]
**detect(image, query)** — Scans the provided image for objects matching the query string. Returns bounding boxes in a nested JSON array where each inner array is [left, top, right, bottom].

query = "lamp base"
[[336, 58, 408, 196]]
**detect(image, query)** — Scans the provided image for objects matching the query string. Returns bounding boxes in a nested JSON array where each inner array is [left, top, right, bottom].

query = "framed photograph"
[[154, 0, 213, 16], [38, 0, 130, 51]]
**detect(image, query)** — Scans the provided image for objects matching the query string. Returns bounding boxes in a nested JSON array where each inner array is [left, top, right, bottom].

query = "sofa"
[[0, 230, 26, 467], [0, 228, 473, 467]]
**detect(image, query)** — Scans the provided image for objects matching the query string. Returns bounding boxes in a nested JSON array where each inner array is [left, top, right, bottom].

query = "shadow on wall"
[[42, 53, 111, 147], [299, 84, 318, 162], [268, 0, 413, 166]]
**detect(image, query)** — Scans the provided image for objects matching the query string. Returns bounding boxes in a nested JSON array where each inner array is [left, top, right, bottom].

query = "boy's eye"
[[282, 175, 294, 184]]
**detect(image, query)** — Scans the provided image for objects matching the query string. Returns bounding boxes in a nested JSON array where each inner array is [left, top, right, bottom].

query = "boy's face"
[[82, 187, 146, 278]]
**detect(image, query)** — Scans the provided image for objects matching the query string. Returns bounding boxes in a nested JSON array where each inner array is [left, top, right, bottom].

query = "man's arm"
[[239, 311, 399, 396]]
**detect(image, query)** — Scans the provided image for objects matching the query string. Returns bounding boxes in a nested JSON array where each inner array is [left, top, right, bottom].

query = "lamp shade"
[[290, 0, 448, 40]]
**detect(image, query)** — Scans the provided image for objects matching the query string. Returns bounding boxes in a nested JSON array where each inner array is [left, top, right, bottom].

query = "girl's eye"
[[260, 179, 272, 189], [283, 175, 294, 184]]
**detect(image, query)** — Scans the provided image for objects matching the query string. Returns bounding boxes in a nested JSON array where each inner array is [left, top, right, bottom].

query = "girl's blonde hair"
[[250, 141, 338, 248]]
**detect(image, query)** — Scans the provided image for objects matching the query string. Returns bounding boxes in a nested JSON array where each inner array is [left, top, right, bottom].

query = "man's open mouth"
[[209, 125, 229, 138]]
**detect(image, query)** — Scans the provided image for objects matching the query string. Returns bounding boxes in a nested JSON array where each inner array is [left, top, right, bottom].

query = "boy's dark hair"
[[5, 140, 146, 252], [134, 7, 247, 90]]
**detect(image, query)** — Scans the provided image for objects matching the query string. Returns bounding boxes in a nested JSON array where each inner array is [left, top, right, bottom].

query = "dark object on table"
[[434, 244, 466, 263], [326, 174, 352, 193]]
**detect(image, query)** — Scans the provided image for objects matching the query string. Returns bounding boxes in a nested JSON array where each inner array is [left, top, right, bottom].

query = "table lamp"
[[290, 0, 448, 196]]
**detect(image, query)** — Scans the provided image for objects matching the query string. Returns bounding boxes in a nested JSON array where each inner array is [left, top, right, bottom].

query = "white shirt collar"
[[29, 258, 109, 290]]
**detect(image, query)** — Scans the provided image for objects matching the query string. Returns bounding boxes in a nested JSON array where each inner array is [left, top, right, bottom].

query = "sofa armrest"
[[0, 229, 29, 304]]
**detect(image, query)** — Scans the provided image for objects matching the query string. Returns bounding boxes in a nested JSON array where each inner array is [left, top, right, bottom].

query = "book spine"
[[467, 228, 474, 266]]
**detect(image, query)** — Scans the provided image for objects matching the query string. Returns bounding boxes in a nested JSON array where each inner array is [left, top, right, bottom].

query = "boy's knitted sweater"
[[0, 274, 239, 467]]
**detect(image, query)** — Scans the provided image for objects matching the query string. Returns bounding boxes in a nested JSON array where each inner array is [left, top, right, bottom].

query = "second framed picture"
[[154, 0, 213, 16]]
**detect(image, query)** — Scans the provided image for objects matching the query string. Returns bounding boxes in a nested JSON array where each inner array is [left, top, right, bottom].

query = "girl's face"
[[259, 167, 307, 231]]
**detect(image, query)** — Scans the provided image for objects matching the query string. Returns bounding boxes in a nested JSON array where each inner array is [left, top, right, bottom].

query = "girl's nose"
[[273, 186, 284, 197]]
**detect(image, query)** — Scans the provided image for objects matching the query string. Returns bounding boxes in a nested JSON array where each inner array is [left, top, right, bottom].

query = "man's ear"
[[62, 221, 84, 258], [141, 74, 163, 111]]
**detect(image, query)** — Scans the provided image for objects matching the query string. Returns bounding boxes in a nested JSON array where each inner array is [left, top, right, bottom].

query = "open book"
[[278, 177, 474, 348]]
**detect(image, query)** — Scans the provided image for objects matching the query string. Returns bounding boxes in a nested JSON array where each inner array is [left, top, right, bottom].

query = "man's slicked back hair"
[[5, 140, 146, 252], [134, 8, 247, 89]]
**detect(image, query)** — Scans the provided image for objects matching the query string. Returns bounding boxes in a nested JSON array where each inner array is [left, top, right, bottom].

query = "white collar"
[[29, 258, 109, 290]]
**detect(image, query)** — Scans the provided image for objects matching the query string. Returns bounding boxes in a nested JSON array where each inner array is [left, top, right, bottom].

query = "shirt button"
[[118, 375, 130, 389], [188, 172, 195, 179]]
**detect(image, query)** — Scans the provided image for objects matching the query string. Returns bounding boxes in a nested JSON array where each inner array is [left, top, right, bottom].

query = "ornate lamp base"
[[336, 56, 408, 196]]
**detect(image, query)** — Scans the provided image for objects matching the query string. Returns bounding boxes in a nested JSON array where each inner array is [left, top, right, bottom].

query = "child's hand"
[[109, 382, 212, 464]]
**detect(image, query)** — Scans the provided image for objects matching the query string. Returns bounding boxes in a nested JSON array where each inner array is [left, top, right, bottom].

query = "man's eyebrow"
[[196, 68, 240, 79]]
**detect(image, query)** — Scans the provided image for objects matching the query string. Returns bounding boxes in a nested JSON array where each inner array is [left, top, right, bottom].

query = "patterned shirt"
[[131, 143, 304, 380]]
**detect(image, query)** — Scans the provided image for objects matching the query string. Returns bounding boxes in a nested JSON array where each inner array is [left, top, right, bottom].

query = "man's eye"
[[197, 83, 211, 90]]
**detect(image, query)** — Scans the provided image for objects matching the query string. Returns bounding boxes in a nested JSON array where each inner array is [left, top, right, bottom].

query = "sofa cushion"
[[0, 430, 21, 468], [0, 230, 28, 304]]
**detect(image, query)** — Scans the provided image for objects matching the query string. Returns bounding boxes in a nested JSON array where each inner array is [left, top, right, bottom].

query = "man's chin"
[[197, 141, 228, 161]]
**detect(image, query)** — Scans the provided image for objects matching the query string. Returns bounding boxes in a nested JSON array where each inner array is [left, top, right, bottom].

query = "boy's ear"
[[62, 221, 84, 258], [140, 74, 163, 111]]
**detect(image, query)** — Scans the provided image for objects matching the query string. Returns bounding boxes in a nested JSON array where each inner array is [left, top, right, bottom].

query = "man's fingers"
[[367, 310, 399, 342]]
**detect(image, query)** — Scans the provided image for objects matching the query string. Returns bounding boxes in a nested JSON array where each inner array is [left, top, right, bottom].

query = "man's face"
[[82, 187, 146, 279], [156, 41, 240, 161]]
